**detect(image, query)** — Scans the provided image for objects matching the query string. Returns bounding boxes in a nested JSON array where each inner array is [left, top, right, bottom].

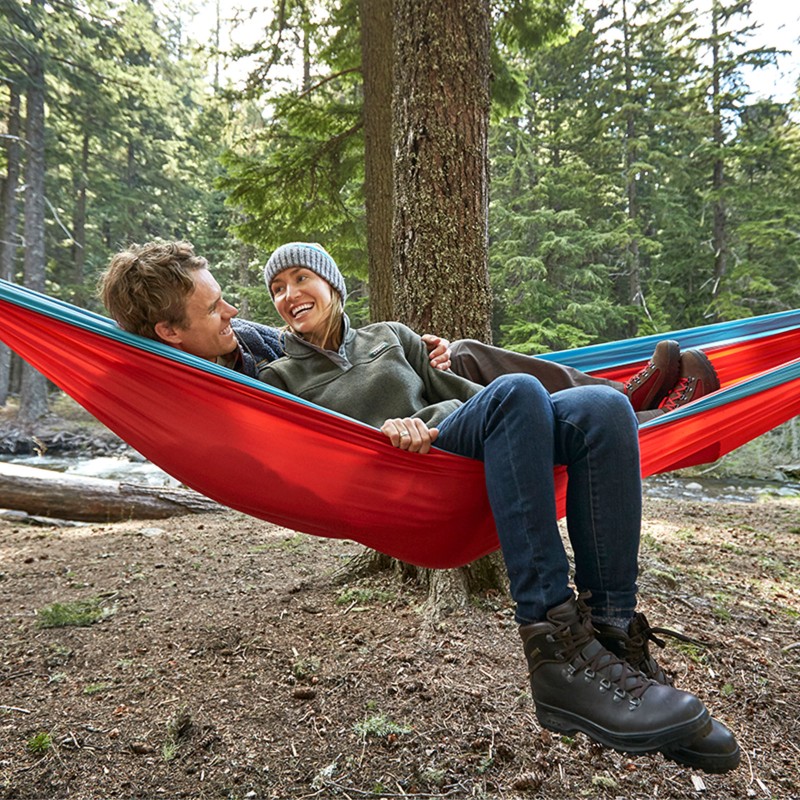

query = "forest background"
[[1, 0, 799, 451], [3, 6, 800, 797]]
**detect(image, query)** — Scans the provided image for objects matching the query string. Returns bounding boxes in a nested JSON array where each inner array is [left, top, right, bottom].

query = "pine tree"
[[0, 81, 22, 404], [391, 0, 493, 341], [18, 0, 49, 422]]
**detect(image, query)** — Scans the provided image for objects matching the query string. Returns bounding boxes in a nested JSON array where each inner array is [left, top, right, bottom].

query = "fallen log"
[[0, 508, 89, 527], [0, 462, 223, 522]]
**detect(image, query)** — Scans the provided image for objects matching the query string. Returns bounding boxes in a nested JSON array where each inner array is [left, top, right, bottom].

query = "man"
[[97, 240, 738, 773], [99, 241, 719, 423]]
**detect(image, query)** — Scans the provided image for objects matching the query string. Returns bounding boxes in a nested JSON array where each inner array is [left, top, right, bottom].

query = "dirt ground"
[[1, 495, 799, 800]]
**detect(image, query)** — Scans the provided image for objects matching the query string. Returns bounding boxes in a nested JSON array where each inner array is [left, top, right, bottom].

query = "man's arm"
[[231, 318, 284, 377], [421, 333, 451, 371]]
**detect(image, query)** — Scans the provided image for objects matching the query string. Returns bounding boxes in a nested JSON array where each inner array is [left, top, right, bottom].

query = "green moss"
[[37, 597, 114, 628]]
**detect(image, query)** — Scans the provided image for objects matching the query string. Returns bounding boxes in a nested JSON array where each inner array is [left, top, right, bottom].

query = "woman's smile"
[[271, 267, 335, 344]]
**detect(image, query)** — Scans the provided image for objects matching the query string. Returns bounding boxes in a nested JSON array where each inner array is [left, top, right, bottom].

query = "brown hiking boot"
[[519, 596, 709, 755], [594, 613, 741, 773], [624, 340, 681, 411], [658, 349, 721, 412]]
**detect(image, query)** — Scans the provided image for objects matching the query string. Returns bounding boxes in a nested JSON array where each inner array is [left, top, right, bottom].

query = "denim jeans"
[[435, 375, 641, 624]]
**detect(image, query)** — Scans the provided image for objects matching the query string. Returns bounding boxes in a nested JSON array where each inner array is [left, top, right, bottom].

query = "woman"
[[257, 242, 738, 772]]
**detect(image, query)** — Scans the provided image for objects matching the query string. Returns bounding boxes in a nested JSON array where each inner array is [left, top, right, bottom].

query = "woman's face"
[[270, 267, 334, 344]]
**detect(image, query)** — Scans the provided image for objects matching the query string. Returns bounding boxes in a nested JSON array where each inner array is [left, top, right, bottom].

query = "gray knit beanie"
[[263, 242, 346, 304]]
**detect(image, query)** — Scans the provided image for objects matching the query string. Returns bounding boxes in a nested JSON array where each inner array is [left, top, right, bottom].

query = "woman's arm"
[[381, 416, 439, 453], [391, 323, 481, 406]]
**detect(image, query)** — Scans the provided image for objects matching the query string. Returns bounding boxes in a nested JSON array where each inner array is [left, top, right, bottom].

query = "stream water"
[[2, 453, 799, 504], [1, 453, 180, 487]]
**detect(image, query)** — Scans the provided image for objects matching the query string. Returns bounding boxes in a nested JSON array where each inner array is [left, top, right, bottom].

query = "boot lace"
[[659, 376, 696, 412], [627, 614, 713, 686], [548, 617, 651, 703], [624, 361, 655, 391]]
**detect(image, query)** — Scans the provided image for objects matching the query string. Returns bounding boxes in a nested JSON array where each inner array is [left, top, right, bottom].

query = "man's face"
[[156, 268, 239, 360]]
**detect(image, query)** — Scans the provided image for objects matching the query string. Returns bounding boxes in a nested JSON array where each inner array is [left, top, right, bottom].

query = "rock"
[[0, 414, 128, 457]]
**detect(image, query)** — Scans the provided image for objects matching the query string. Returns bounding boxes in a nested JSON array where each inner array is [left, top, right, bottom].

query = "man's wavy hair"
[[98, 241, 208, 340]]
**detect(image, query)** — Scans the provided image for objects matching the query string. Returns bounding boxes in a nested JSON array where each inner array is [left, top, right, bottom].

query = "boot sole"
[[682, 348, 721, 393], [661, 741, 741, 774], [534, 702, 710, 755]]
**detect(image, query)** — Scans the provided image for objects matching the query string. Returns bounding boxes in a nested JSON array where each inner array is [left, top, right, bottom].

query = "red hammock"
[[1, 284, 798, 568]]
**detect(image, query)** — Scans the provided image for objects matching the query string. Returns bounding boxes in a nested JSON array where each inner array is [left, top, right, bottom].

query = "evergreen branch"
[[235, 0, 290, 94], [46, 0, 117, 26], [14, 184, 79, 245], [44, 196, 81, 247], [47, 55, 143, 90], [295, 67, 362, 103]]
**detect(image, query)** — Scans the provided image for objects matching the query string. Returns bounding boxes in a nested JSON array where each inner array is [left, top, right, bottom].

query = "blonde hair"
[[98, 241, 207, 339], [317, 293, 345, 350]]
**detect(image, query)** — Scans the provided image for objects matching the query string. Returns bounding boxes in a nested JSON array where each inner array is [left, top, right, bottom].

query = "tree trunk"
[[389, 0, 497, 615], [301, 3, 311, 92], [710, 1, 727, 309], [392, 0, 493, 341], [237, 241, 255, 318], [0, 462, 223, 522], [622, 0, 642, 331], [71, 128, 90, 295], [0, 83, 22, 406], [124, 138, 136, 242], [213, 0, 221, 92], [360, 0, 395, 322], [19, 23, 49, 424]]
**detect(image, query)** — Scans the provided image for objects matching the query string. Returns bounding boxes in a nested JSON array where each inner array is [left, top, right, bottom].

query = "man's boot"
[[519, 596, 709, 754], [658, 348, 721, 412], [624, 340, 681, 411], [594, 612, 741, 773]]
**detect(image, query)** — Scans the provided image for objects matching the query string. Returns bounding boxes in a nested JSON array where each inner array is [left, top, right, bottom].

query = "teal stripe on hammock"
[[537, 308, 800, 371], [0, 278, 355, 422]]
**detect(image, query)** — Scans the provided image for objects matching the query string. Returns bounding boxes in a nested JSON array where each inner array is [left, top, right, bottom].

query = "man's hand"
[[381, 417, 439, 454], [421, 334, 451, 371]]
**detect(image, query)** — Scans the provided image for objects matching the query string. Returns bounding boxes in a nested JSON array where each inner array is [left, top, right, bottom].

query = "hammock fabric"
[[1, 278, 799, 568]]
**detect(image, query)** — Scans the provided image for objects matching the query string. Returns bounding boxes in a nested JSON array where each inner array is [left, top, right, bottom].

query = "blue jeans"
[[436, 375, 641, 624]]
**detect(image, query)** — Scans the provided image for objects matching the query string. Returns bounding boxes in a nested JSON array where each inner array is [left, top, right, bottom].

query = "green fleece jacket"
[[256, 317, 482, 428]]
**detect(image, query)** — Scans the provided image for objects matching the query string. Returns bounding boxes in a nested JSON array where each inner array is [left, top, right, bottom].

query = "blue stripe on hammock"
[[0, 279, 351, 421], [536, 308, 800, 370]]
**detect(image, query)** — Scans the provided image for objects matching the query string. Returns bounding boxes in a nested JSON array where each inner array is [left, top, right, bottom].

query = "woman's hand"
[[421, 334, 451, 371], [381, 417, 439, 454]]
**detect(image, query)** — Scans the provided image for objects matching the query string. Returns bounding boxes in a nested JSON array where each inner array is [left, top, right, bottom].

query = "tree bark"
[[360, 0, 395, 322], [622, 0, 642, 330], [389, 0, 498, 614], [0, 462, 223, 522], [19, 15, 49, 424], [392, 0, 493, 341], [710, 3, 727, 310], [71, 128, 90, 294], [237, 241, 256, 318], [0, 82, 22, 406]]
